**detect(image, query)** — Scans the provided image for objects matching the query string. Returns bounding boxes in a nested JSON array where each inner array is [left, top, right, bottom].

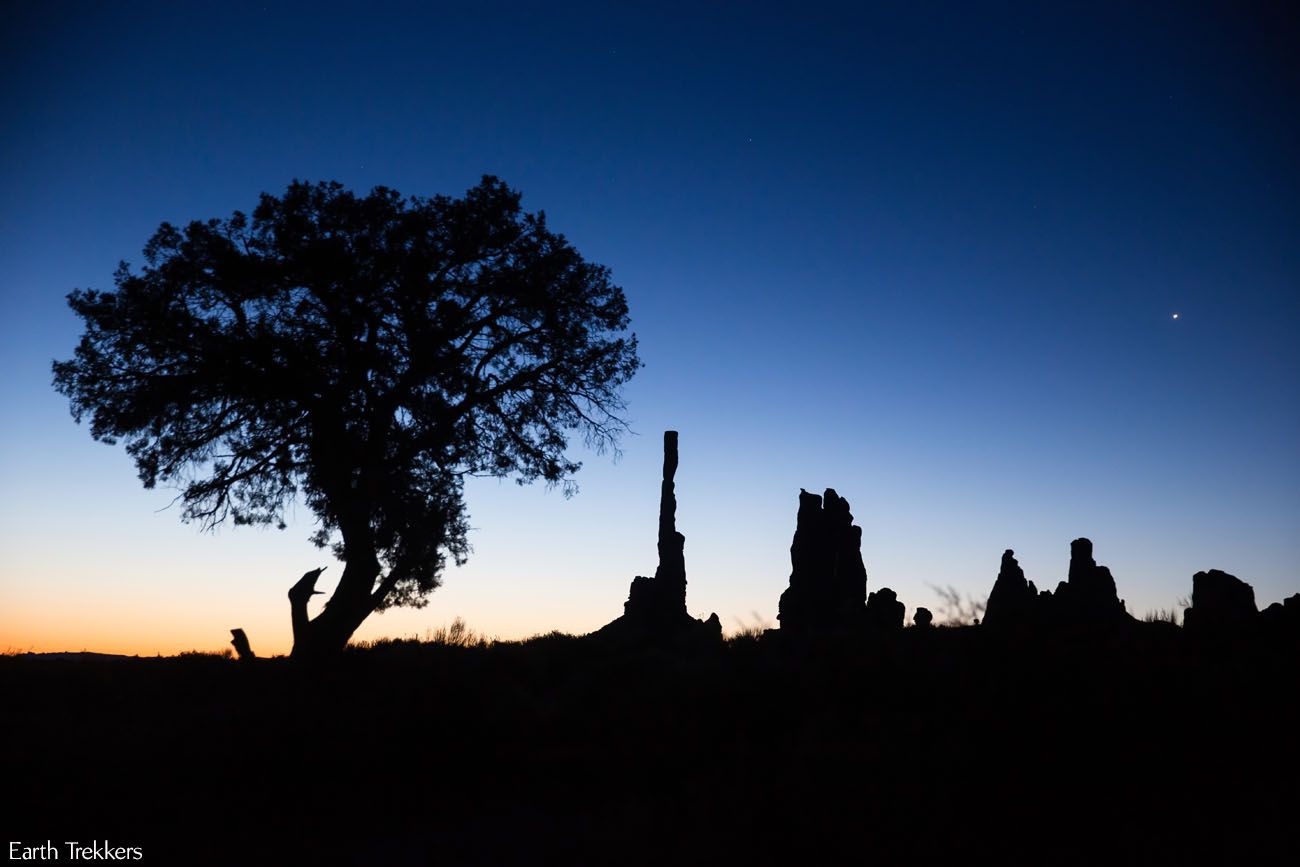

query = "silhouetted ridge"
[[777, 488, 869, 634], [593, 431, 720, 642]]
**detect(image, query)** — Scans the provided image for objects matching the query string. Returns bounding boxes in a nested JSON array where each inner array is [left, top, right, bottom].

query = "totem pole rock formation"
[[622, 430, 688, 623], [777, 488, 870, 634], [594, 431, 720, 641]]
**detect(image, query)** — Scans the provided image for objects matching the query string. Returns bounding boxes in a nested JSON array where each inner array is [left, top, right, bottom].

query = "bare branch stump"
[[230, 628, 256, 661]]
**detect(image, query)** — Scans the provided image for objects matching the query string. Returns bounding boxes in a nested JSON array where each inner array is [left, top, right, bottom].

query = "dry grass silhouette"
[[927, 584, 988, 625], [727, 612, 772, 643]]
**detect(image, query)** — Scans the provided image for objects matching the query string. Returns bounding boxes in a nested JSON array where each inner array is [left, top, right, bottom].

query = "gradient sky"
[[2, 1, 1297, 655]]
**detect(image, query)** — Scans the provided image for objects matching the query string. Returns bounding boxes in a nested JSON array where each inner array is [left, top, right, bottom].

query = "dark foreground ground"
[[4, 623, 1297, 865]]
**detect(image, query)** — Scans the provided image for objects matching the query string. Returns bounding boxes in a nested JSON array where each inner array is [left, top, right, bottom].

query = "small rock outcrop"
[[594, 431, 720, 642], [866, 588, 906, 631], [983, 549, 1040, 628], [777, 488, 868, 634], [1261, 593, 1300, 630], [1051, 538, 1131, 625], [1183, 569, 1258, 634]]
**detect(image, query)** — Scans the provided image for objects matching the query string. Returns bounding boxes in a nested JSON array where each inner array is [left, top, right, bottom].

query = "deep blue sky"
[[2, 1, 1297, 651]]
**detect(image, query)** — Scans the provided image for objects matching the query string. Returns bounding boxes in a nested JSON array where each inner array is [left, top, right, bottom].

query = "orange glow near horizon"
[[0, 590, 619, 657]]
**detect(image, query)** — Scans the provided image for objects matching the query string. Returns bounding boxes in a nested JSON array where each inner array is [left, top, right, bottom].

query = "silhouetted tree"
[[53, 177, 640, 659]]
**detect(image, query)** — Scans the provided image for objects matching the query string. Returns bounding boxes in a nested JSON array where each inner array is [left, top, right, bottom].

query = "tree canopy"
[[53, 176, 641, 656]]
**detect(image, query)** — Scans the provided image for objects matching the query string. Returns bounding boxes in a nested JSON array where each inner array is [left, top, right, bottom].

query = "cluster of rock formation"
[[983, 539, 1132, 629], [983, 544, 1299, 636], [594, 430, 1296, 644], [598, 466, 914, 641]]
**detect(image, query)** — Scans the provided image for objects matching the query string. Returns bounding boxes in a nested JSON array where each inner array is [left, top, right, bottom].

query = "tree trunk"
[[288, 556, 383, 661]]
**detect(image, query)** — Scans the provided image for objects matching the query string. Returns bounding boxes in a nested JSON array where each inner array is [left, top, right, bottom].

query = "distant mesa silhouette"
[[593, 431, 721, 642], [777, 488, 869, 634], [1184, 569, 1258, 634]]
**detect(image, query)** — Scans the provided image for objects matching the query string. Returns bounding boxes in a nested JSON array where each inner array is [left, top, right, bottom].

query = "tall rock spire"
[[652, 430, 687, 616], [594, 431, 720, 641]]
